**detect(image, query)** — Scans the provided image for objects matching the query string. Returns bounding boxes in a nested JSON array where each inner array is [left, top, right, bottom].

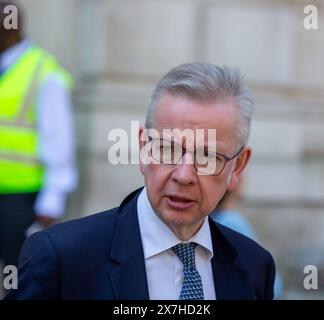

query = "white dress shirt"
[[0, 39, 77, 218], [137, 187, 216, 300]]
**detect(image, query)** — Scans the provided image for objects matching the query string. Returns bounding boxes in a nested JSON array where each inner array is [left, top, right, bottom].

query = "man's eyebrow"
[[156, 134, 218, 147], [197, 142, 217, 148]]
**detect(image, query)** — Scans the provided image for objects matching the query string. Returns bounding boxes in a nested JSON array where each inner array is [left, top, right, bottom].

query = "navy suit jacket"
[[6, 188, 275, 300]]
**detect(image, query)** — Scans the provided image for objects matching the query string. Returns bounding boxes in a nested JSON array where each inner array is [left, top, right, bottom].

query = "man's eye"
[[203, 151, 216, 159], [161, 142, 173, 150]]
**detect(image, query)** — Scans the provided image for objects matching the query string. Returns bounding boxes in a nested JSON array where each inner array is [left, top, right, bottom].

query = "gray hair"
[[145, 63, 254, 146]]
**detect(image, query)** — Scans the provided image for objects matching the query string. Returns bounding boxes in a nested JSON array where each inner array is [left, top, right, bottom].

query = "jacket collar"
[[209, 218, 254, 299], [109, 187, 253, 300], [109, 187, 149, 299]]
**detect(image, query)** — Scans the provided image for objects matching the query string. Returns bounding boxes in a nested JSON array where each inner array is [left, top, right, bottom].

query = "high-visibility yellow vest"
[[0, 46, 72, 194]]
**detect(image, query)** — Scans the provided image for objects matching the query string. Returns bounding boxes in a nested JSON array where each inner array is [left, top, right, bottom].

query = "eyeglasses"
[[147, 136, 245, 176]]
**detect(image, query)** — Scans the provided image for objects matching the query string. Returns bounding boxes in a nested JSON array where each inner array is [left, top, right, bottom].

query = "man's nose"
[[171, 153, 198, 185]]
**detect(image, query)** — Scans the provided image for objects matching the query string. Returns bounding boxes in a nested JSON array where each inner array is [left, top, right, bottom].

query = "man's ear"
[[227, 146, 252, 191]]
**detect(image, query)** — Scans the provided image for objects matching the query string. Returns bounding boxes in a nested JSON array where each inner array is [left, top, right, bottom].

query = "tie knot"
[[172, 242, 197, 269]]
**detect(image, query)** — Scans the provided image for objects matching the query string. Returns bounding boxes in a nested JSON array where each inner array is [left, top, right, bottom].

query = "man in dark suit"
[[6, 63, 275, 300]]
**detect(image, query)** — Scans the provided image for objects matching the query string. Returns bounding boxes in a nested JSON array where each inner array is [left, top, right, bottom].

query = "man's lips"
[[165, 194, 196, 210], [167, 195, 195, 202]]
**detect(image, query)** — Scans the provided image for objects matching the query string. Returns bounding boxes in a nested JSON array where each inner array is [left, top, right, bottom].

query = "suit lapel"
[[209, 218, 254, 300], [108, 188, 253, 300], [109, 188, 149, 300]]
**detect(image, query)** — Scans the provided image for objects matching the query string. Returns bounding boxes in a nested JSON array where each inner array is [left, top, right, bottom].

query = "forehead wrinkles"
[[153, 96, 238, 149], [160, 128, 217, 147], [154, 94, 236, 123]]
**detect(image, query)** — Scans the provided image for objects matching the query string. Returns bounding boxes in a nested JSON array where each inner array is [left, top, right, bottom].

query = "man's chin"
[[159, 210, 203, 234]]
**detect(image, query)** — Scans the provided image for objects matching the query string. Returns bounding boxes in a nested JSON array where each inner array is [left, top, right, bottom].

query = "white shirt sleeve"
[[34, 74, 78, 218]]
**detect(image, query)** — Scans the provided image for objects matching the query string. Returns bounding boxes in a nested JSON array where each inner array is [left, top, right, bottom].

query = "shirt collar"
[[0, 38, 31, 71], [137, 187, 214, 259]]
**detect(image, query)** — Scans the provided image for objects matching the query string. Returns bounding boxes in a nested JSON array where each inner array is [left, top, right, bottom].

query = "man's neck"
[[168, 220, 205, 242]]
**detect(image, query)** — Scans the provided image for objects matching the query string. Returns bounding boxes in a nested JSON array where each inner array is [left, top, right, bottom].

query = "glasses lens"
[[151, 139, 183, 164], [150, 138, 235, 176], [196, 154, 225, 175]]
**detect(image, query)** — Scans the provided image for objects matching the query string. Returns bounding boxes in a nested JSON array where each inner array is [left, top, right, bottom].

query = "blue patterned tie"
[[172, 242, 204, 300]]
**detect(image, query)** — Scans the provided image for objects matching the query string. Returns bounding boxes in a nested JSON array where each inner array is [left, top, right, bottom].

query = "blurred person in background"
[[211, 178, 283, 299], [211, 178, 257, 240], [0, 1, 77, 268]]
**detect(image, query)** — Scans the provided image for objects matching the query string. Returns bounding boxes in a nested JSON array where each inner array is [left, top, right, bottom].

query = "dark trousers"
[[0, 193, 37, 268]]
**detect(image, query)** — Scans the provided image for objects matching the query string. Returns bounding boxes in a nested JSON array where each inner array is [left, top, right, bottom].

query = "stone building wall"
[[17, 0, 324, 298]]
